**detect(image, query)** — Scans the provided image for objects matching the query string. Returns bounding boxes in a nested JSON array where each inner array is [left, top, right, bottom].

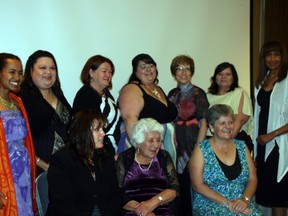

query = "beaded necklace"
[[135, 155, 153, 171], [0, 96, 17, 110]]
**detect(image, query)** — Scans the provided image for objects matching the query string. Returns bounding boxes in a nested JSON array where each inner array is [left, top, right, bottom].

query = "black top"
[[73, 85, 121, 154], [18, 89, 72, 175], [216, 150, 241, 180], [134, 84, 178, 123], [47, 148, 122, 216]]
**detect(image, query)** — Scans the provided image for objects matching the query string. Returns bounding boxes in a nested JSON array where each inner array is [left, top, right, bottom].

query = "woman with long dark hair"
[[47, 110, 122, 215]]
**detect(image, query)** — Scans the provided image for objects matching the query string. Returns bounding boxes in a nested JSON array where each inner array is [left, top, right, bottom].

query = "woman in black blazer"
[[46, 110, 122, 216]]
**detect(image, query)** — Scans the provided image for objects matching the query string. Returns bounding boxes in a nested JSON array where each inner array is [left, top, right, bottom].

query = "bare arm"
[[118, 84, 144, 138], [36, 157, 49, 171], [197, 119, 208, 143], [242, 145, 258, 199], [189, 144, 228, 205], [229, 145, 257, 214], [232, 93, 250, 138]]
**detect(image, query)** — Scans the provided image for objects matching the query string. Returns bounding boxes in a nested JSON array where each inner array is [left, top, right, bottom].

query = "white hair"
[[130, 118, 164, 148]]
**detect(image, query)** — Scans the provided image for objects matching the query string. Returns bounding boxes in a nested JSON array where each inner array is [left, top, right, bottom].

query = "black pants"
[[177, 165, 193, 216]]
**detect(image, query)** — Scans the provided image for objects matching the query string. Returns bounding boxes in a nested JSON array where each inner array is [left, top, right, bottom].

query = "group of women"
[[0, 39, 287, 216]]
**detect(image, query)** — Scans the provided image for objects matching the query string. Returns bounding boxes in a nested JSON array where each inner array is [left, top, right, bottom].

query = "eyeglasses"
[[139, 64, 155, 70], [176, 67, 191, 72]]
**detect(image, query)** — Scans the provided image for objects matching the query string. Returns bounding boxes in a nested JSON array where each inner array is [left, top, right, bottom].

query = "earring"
[[136, 147, 140, 155]]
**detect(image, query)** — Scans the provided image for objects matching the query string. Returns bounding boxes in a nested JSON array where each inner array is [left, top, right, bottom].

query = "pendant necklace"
[[145, 85, 161, 99], [89, 162, 96, 181], [215, 143, 229, 155], [135, 155, 153, 171], [0, 96, 17, 110]]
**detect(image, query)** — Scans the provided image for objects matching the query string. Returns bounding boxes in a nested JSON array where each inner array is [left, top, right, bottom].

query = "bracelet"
[[223, 198, 229, 209], [36, 157, 40, 164], [275, 130, 279, 137]]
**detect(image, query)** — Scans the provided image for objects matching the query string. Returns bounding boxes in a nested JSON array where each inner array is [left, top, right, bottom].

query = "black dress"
[[255, 88, 288, 207]]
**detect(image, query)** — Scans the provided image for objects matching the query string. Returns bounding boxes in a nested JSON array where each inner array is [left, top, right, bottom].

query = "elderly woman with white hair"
[[116, 118, 179, 216]]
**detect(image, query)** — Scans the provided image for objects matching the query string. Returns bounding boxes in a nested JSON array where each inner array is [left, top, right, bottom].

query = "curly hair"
[[130, 118, 164, 148]]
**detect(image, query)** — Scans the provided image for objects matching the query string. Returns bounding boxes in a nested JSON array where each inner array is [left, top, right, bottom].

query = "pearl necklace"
[[135, 156, 153, 171], [0, 96, 17, 110]]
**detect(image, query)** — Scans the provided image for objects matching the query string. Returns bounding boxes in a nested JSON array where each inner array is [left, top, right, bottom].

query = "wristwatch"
[[242, 196, 251, 203]]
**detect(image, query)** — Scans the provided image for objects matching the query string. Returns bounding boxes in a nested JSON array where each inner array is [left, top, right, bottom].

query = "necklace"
[[135, 156, 153, 171], [0, 96, 17, 110], [145, 85, 161, 99], [216, 144, 229, 153]]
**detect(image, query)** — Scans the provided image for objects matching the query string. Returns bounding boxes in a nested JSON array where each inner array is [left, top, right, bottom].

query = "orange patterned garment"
[[0, 93, 36, 216]]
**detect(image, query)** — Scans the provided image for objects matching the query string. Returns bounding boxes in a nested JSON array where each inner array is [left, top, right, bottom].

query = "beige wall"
[[0, 0, 250, 104]]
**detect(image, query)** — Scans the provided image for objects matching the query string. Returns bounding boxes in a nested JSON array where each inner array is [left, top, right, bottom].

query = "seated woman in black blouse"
[[47, 110, 122, 216], [116, 118, 179, 216]]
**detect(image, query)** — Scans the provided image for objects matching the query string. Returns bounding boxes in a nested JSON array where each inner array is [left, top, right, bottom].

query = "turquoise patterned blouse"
[[192, 139, 263, 216]]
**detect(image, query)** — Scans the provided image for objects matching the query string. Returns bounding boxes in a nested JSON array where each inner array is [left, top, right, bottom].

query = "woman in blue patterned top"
[[189, 104, 262, 215]]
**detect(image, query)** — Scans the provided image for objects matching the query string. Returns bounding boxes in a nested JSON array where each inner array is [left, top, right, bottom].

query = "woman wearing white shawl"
[[253, 40, 288, 216]]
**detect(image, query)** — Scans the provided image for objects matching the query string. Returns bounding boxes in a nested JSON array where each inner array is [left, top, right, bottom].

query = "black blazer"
[[46, 147, 122, 216]]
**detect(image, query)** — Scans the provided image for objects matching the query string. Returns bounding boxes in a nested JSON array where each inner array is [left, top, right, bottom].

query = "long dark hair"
[[20, 50, 64, 97], [128, 53, 159, 84], [67, 110, 108, 168], [208, 62, 239, 95], [256, 40, 288, 87]]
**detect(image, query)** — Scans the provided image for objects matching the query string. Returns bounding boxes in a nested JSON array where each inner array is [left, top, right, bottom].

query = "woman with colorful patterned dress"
[[190, 104, 262, 215], [0, 53, 36, 216], [168, 55, 209, 216]]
